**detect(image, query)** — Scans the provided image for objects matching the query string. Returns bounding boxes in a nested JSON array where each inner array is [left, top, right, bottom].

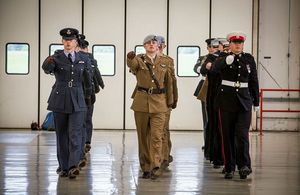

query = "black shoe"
[[141, 171, 151, 179], [221, 168, 226, 174], [224, 171, 234, 179], [85, 144, 91, 153], [239, 166, 251, 179], [168, 155, 173, 163], [213, 164, 221, 169], [56, 167, 61, 174], [78, 159, 87, 168], [59, 170, 68, 177], [68, 167, 80, 179], [150, 167, 162, 180], [161, 160, 169, 170]]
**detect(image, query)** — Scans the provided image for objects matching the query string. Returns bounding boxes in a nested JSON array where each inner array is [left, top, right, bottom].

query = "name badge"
[[79, 61, 85, 64]]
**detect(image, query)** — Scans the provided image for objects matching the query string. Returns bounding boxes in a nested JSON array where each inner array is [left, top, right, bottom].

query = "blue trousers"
[[53, 111, 85, 171]]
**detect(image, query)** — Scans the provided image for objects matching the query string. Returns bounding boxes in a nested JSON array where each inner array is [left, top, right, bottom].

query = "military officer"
[[155, 35, 178, 169], [212, 32, 259, 179], [42, 28, 92, 179], [127, 35, 174, 179], [193, 38, 219, 153], [76, 36, 105, 168]]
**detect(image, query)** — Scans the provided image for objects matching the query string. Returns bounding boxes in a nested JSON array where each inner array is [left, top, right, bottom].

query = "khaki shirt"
[[127, 54, 174, 113]]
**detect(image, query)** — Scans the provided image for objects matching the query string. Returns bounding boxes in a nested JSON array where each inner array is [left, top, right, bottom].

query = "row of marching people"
[[42, 28, 104, 179], [127, 35, 178, 180], [194, 32, 260, 179]]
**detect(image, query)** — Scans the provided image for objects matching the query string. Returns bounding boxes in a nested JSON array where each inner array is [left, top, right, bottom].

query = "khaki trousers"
[[162, 109, 172, 161], [134, 111, 166, 171]]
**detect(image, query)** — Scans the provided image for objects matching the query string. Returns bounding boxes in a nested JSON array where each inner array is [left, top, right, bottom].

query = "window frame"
[[49, 43, 64, 56], [92, 44, 116, 76], [5, 42, 30, 75], [176, 45, 201, 78], [134, 45, 145, 55]]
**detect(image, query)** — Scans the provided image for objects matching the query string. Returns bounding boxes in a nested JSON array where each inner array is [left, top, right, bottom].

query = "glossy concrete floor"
[[0, 130, 299, 195]]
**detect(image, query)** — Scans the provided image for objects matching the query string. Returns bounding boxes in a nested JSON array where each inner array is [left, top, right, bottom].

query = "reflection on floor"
[[0, 130, 299, 195]]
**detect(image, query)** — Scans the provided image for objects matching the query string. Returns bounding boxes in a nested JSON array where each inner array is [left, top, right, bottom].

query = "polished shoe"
[[59, 170, 68, 177], [224, 171, 234, 179], [150, 167, 162, 180], [68, 167, 80, 179], [161, 160, 170, 170], [78, 159, 87, 168], [141, 171, 151, 179], [239, 166, 251, 179], [56, 167, 61, 174], [85, 144, 91, 153], [221, 168, 226, 174], [168, 155, 173, 163]]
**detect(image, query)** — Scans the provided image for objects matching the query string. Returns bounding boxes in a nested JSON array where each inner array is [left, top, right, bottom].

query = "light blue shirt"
[[64, 51, 75, 62]]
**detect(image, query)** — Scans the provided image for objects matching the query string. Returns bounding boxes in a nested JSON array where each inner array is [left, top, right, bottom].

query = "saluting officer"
[[127, 35, 174, 179], [42, 28, 92, 179], [156, 35, 178, 169], [213, 32, 259, 179]]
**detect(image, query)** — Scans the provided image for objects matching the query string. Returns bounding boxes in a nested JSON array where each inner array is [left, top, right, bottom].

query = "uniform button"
[[72, 65, 74, 67], [71, 72, 74, 74], [237, 59, 239, 62], [71, 79, 73, 81], [236, 89, 239, 92], [153, 66, 155, 69], [221, 89, 224, 91], [238, 74, 240, 76], [56, 92, 59, 94], [238, 66, 241, 68], [152, 80, 154, 82], [230, 66, 232, 68]]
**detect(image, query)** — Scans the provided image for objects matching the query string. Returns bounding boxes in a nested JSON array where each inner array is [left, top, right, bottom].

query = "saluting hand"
[[127, 51, 136, 60]]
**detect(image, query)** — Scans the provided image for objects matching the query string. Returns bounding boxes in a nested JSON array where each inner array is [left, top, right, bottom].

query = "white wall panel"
[[211, 0, 253, 53], [125, 0, 168, 129], [0, 0, 38, 128], [40, 0, 82, 124], [169, 0, 210, 130], [84, 0, 125, 129]]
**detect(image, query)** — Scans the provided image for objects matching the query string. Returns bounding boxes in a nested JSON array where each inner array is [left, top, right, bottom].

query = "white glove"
[[226, 55, 234, 65], [253, 106, 260, 112]]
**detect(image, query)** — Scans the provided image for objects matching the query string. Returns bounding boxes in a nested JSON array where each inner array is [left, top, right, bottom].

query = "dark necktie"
[[68, 53, 73, 63]]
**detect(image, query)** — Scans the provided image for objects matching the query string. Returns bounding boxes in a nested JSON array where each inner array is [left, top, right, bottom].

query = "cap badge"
[[67, 29, 71, 35]]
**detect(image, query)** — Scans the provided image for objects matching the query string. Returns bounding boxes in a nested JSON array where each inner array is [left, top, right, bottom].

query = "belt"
[[137, 87, 166, 95], [56, 81, 81, 88], [221, 80, 248, 88]]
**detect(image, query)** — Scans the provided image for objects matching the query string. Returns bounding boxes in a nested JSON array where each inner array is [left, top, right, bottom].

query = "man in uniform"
[[127, 35, 174, 179], [193, 38, 219, 154], [76, 35, 105, 167], [212, 32, 259, 179], [42, 28, 92, 179], [156, 35, 178, 169]]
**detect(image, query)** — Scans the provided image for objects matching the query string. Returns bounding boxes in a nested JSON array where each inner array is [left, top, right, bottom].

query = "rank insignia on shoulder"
[[79, 61, 85, 64], [246, 64, 251, 73], [160, 64, 166, 68]]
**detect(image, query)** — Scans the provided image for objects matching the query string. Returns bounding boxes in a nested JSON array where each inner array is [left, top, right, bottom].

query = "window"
[[49, 44, 64, 55], [6, 43, 29, 75], [177, 46, 200, 77], [135, 45, 145, 55], [92, 45, 116, 76]]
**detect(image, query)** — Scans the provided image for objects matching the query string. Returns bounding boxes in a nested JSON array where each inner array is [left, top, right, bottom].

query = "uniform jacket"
[[212, 52, 259, 112], [42, 51, 92, 113], [127, 54, 174, 113]]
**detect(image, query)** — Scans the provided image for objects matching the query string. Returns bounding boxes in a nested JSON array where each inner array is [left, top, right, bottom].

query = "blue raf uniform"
[[42, 28, 92, 179], [212, 32, 259, 179]]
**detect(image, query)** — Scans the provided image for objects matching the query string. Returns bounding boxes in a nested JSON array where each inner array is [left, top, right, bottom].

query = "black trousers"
[[218, 108, 251, 172]]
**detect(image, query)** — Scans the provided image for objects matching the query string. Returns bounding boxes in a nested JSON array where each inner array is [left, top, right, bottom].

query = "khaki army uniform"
[[127, 54, 174, 172], [159, 54, 178, 164]]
